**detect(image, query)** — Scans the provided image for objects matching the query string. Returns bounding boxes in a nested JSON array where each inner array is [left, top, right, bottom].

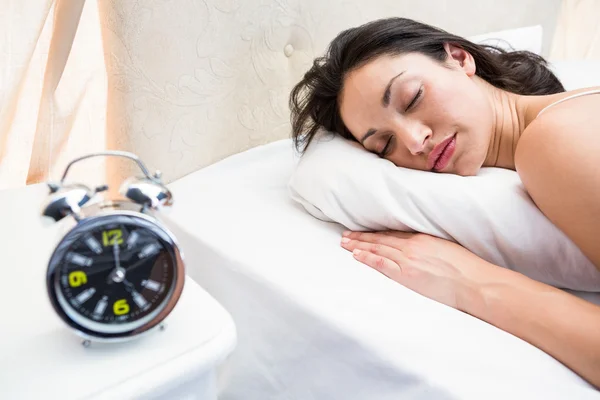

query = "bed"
[[94, 0, 600, 397], [163, 139, 599, 399]]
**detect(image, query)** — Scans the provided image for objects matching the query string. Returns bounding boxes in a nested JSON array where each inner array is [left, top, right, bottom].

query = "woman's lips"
[[427, 134, 457, 172]]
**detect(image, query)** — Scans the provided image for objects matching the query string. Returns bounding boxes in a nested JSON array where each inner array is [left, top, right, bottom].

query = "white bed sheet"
[[164, 139, 600, 400]]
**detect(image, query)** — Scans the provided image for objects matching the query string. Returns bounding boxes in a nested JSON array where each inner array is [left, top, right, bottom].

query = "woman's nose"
[[399, 121, 432, 155]]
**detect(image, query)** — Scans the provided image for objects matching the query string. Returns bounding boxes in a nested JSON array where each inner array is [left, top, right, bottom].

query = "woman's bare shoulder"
[[514, 86, 600, 214], [514, 87, 600, 268], [517, 86, 600, 169]]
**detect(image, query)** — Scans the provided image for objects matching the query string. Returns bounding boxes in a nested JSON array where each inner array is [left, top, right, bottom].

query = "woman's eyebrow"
[[382, 71, 405, 107], [361, 71, 405, 143], [360, 128, 377, 144]]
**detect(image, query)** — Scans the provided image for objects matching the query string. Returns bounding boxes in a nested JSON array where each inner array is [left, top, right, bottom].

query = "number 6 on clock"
[[113, 299, 130, 315]]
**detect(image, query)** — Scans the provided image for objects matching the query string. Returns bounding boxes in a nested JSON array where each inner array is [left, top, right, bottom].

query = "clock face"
[[47, 214, 181, 338]]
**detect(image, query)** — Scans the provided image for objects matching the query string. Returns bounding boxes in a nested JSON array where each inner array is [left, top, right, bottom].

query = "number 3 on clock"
[[102, 229, 123, 247]]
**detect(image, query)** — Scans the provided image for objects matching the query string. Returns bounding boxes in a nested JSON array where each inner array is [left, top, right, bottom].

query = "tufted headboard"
[[97, 0, 562, 186]]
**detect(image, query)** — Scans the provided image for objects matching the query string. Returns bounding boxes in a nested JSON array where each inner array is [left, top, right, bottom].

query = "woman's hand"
[[340, 230, 503, 311], [341, 230, 600, 388]]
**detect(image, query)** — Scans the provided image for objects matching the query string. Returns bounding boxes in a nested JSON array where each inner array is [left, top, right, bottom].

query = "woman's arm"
[[463, 266, 600, 388], [516, 93, 600, 269], [341, 230, 600, 388]]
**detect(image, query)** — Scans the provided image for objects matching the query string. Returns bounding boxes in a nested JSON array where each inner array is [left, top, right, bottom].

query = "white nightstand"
[[0, 183, 237, 400]]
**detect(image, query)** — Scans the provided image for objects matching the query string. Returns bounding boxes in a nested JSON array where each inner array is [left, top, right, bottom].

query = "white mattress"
[[164, 139, 599, 400]]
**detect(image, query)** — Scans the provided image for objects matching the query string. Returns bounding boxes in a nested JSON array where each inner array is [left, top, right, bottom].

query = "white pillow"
[[549, 60, 600, 90], [467, 25, 543, 54], [288, 60, 600, 292]]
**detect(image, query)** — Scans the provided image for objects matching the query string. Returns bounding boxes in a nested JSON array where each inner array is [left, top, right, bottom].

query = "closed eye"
[[405, 86, 423, 111], [378, 136, 393, 157]]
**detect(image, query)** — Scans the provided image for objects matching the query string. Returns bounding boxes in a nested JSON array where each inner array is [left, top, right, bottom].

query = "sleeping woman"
[[289, 17, 600, 387]]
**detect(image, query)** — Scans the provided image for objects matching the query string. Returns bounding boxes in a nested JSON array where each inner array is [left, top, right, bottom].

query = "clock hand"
[[113, 241, 122, 269], [122, 255, 153, 273], [126, 253, 160, 272], [86, 263, 116, 276], [108, 241, 126, 283], [106, 253, 155, 284], [78, 244, 154, 278], [122, 277, 135, 293]]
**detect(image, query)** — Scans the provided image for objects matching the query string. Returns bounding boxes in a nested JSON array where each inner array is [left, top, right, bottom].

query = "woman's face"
[[338, 45, 493, 176]]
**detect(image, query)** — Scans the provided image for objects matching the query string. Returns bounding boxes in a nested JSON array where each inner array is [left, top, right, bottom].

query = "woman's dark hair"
[[289, 17, 565, 153]]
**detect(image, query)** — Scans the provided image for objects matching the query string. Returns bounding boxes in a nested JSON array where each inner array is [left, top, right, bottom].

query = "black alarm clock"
[[42, 151, 185, 345]]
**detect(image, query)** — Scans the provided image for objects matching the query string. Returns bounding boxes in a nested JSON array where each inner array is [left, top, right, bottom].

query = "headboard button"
[[284, 44, 294, 57]]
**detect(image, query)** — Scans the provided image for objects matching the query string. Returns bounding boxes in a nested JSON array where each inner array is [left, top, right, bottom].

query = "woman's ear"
[[443, 43, 476, 76]]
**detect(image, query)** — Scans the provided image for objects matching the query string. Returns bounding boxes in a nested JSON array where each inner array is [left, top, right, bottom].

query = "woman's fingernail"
[[353, 249, 361, 256], [341, 237, 350, 244], [342, 231, 351, 237]]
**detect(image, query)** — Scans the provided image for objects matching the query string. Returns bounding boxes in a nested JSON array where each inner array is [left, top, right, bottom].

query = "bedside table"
[[0, 183, 237, 400]]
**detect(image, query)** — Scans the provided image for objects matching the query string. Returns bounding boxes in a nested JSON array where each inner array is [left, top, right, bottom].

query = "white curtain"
[[0, 0, 107, 190], [550, 0, 600, 60]]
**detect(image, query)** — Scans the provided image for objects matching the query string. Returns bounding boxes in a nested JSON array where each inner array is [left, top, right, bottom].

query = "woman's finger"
[[342, 231, 407, 249], [381, 230, 420, 239], [341, 238, 404, 263], [351, 248, 402, 279]]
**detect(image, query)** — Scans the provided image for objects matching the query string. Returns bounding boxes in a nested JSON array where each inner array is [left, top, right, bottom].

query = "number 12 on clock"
[[102, 229, 123, 247]]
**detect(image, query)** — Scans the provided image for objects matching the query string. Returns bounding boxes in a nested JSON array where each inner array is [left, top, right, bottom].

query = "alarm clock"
[[42, 151, 185, 345]]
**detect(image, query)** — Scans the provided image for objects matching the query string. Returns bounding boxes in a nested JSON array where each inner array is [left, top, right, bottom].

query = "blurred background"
[[0, 0, 598, 191]]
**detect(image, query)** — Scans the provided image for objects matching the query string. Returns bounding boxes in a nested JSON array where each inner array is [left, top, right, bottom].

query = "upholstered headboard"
[[97, 0, 562, 185]]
